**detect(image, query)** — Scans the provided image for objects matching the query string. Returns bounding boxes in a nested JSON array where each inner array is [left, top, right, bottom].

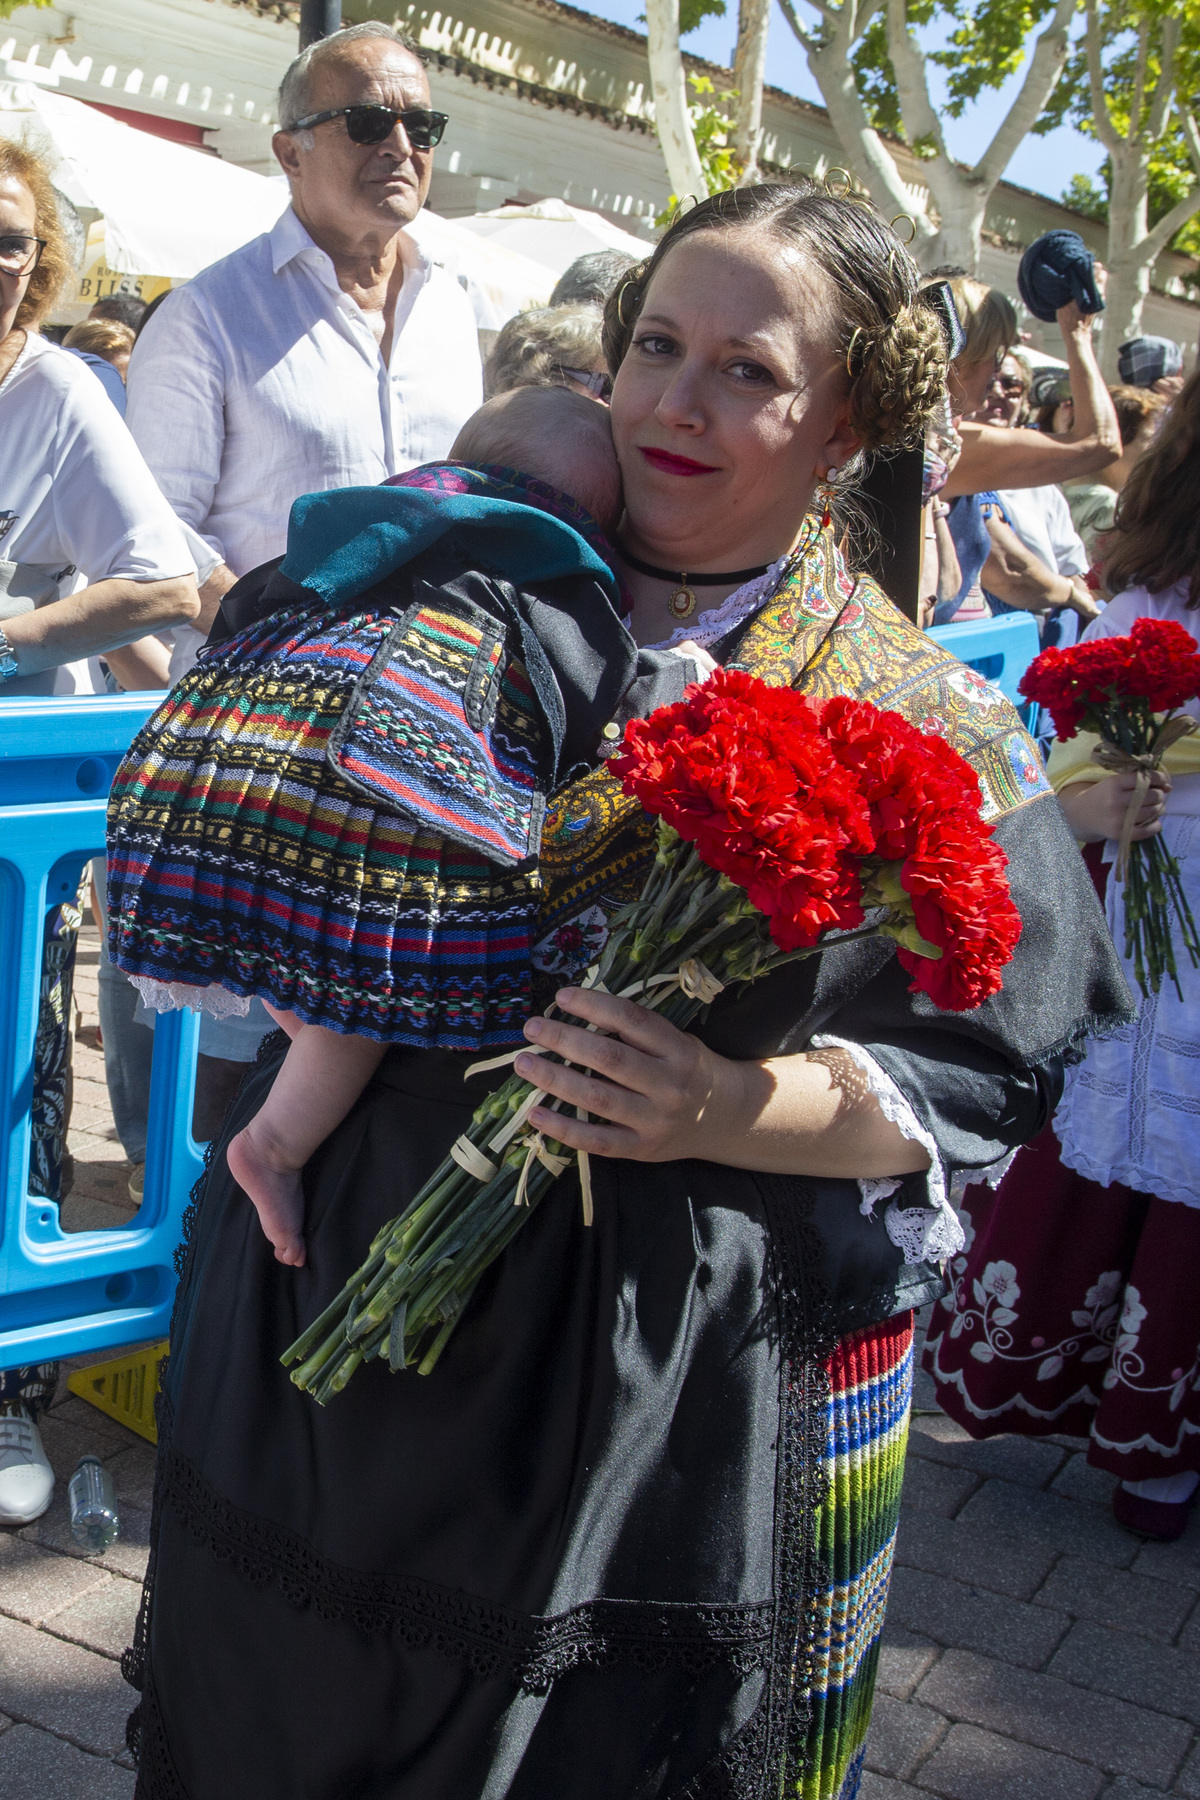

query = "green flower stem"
[[282, 881, 901, 1400]]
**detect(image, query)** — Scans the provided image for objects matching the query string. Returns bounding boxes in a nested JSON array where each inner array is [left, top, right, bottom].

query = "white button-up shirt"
[[125, 206, 483, 578]]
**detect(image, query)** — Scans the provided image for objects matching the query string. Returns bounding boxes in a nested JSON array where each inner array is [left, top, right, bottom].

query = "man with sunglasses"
[[125, 20, 481, 639], [123, 18, 482, 1104]]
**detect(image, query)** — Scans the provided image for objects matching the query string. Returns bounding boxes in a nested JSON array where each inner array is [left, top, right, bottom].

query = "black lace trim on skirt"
[[155, 1439, 776, 1693]]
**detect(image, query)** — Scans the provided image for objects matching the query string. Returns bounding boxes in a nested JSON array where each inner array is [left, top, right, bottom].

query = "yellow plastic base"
[[67, 1340, 168, 1445]]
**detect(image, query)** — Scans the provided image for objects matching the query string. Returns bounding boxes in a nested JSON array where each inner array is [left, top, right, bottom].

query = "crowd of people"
[[0, 14, 1195, 1798]]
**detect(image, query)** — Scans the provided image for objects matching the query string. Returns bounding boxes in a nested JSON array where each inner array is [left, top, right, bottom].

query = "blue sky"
[[584, 0, 1107, 202]]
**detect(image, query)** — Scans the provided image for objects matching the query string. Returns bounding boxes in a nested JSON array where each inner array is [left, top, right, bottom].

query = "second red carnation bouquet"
[[1020, 616, 1200, 998], [285, 670, 1021, 1401]]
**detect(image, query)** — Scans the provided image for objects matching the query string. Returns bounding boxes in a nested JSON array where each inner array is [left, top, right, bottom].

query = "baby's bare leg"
[[262, 1000, 304, 1041], [227, 1027, 386, 1267]]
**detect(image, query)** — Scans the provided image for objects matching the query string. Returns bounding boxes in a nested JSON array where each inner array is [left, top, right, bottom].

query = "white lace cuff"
[[130, 976, 252, 1020], [809, 1034, 964, 1265]]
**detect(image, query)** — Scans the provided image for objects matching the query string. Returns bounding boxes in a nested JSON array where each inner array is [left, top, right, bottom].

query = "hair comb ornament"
[[920, 280, 968, 363]]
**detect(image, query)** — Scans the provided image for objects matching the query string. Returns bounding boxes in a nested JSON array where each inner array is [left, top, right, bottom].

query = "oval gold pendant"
[[667, 582, 698, 620]]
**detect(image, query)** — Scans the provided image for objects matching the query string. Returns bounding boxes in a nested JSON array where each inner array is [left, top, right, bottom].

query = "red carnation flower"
[[614, 669, 1020, 1011]]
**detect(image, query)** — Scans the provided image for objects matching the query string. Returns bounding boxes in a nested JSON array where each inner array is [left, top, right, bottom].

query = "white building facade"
[[2, 0, 1196, 353]]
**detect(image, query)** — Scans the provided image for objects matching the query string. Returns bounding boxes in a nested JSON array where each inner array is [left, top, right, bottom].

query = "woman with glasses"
[[0, 143, 197, 695], [0, 137, 197, 1531], [484, 302, 613, 403]]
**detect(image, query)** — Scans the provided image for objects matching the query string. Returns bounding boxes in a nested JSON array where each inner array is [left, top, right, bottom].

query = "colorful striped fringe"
[[107, 598, 544, 1049], [800, 1313, 914, 1799]]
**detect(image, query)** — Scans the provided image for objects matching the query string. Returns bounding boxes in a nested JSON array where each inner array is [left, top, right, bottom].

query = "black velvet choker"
[[618, 548, 771, 621]]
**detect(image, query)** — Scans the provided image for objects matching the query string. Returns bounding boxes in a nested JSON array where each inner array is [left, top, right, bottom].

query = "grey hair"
[[278, 21, 425, 134], [483, 304, 605, 400], [549, 250, 640, 309]]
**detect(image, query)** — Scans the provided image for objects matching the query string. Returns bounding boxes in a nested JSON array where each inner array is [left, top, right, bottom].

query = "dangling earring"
[[818, 466, 839, 531]]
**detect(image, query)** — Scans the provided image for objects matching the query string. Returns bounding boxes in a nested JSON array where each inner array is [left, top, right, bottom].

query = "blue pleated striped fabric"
[[799, 1314, 915, 1799]]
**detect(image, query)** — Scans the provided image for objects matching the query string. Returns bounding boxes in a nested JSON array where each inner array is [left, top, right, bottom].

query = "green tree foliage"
[[0, 0, 51, 15], [1041, 3, 1200, 265], [848, 0, 1068, 147], [679, 0, 727, 30], [656, 73, 740, 223]]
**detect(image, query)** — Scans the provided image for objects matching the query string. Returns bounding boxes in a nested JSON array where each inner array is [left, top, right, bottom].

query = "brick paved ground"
[[0, 918, 1198, 1797]]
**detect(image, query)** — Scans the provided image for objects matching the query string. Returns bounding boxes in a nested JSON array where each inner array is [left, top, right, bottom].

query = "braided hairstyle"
[[603, 180, 948, 455]]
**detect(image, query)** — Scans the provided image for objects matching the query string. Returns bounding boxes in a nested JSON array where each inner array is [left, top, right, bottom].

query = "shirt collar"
[[269, 204, 433, 284], [269, 205, 318, 275]]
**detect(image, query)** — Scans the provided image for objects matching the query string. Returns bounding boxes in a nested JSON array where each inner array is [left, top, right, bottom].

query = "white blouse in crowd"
[[994, 483, 1089, 581], [1056, 581, 1200, 1204], [0, 333, 194, 695], [124, 205, 484, 580]]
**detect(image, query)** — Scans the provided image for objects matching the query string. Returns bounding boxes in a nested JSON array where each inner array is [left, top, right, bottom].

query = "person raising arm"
[[941, 282, 1119, 497]]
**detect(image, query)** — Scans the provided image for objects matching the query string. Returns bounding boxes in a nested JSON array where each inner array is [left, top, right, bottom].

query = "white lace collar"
[[639, 555, 792, 652]]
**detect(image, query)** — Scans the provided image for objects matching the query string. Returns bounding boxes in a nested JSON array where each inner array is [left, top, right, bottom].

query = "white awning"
[[406, 209, 554, 329], [0, 81, 287, 278], [454, 197, 652, 276]]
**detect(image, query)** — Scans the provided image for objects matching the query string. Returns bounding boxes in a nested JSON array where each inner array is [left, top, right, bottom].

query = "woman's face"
[[949, 351, 1007, 423], [0, 176, 38, 345], [977, 355, 1027, 428], [608, 229, 862, 569]]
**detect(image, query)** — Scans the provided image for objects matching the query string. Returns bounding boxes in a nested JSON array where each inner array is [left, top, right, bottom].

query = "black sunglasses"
[[288, 105, 448, 149], [0, 235, 47, 277], [559, 368, 612, 401]]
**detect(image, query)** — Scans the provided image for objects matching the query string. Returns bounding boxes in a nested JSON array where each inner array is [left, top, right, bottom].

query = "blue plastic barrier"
[[0, 695, 203, 1369], [928, 613, 1042, 733]]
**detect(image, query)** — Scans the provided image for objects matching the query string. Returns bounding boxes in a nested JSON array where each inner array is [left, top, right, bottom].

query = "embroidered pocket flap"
[[327, 583, 545, 868]]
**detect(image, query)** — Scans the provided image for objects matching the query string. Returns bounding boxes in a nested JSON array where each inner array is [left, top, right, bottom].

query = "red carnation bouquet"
[[285, 670, 1020, 1402], [1019, 617, 1200, 998]]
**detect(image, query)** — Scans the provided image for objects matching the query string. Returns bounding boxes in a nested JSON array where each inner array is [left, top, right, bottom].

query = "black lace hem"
[[124, 1034, 842, 1800], [153, 1441, 775, 1694]]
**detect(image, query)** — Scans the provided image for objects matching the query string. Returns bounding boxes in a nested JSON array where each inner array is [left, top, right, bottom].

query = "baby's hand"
[[669, 640, 718, 682]]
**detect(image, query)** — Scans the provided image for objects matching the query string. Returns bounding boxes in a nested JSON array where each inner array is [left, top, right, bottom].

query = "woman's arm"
[[933, 502, 961, 601], [516, 986, 931, 1178], [103, 634, 174, 691], [945, 303, 1120, 496], [0, 575, 199, 678], [981, 517, 1099, 620]]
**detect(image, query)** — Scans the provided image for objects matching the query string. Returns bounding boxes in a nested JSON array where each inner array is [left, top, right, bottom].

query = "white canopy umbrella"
[[406, 209, 553, 329], [0, 81, 288, 279], [454, 198, 652, 278]]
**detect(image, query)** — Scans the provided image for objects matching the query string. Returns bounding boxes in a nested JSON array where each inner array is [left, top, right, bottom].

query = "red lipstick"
[[639, 447, 719, 477]]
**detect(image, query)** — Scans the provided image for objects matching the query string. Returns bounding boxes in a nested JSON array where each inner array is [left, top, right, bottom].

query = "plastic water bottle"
[[68, 1456, 119, 1552]]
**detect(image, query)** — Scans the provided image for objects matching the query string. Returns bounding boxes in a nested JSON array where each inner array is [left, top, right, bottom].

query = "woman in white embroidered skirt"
[[926, 369, 1200, 1541]]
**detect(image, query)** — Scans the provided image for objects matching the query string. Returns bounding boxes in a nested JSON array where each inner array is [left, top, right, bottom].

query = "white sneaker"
[[0, 1406, 55, 1524]]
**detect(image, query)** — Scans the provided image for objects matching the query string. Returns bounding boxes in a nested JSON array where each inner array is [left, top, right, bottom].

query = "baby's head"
[[450, 387, 622, 535]]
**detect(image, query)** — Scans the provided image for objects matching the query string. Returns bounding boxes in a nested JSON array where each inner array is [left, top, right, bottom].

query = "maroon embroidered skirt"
[[924, 1126, 1200, 1481]]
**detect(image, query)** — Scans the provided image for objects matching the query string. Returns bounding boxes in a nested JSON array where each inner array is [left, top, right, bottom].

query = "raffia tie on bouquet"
[[455, 955, 727, 1230], [1091, 716, 1199, 880]]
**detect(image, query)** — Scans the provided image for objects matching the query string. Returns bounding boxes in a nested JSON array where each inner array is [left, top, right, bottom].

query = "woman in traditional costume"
[[926, 369, 1200, 1544], [125, 183, 1129, 1800]]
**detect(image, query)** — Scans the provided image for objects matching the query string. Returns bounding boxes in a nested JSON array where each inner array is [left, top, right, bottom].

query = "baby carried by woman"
[[106, 387, 701, 1266]]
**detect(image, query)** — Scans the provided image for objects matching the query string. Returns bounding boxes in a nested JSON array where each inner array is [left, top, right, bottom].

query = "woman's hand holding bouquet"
[[1020, 617, 1200, 998], [283, 670, 1021, 1402]]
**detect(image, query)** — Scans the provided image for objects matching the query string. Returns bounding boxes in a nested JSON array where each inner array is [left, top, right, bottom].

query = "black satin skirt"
[[128, 1036, 818, 1799]]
